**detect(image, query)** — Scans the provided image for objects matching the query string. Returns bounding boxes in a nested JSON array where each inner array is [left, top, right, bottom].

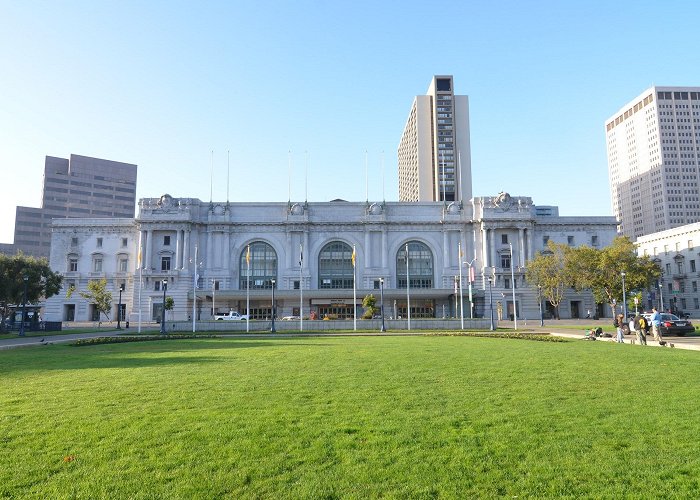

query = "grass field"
[[2, 335, 700, 498]]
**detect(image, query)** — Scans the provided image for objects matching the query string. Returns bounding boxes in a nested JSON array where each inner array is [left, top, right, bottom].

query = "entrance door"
[[570, 301, 581, 319]]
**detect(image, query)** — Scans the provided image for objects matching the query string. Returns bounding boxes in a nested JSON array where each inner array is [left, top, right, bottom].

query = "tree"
[[71, 278, 113, 325], [0, 252, 62, 322], [164, 296, 174, 320], [570, 237, 661, 316], [362, 294, 378, 319], [525, 241, 575, 319]]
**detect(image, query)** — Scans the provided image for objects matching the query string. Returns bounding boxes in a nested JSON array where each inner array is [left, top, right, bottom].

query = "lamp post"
[[464, 258, 476, 319], [509, 242, 517, 330], [488, 276, 494, 331], [621, 272, 627, 324], [160, 280, 167, 335], [19, 275, 28, 337], [270, 279, 276, 333], [117, 284, 124, 330], [379, 277, 386, 332], [538, 285, 544, 327]]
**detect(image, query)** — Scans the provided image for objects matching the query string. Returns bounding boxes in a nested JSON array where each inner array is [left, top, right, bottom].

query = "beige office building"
[[606, 86, 700, 239], [398, 76, 472, 203], [10, 154, 137, 258]]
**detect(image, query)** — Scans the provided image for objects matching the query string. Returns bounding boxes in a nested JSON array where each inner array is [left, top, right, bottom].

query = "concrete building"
[[44, 194, 618, 325], [398, 76, 471, 203], [7, 154, 137, 258], [605, 86, 700, 239], [635, 222, 700, 316]]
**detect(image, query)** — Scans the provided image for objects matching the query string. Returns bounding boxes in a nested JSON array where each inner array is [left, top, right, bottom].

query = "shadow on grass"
[[0, 339, 336, 374]]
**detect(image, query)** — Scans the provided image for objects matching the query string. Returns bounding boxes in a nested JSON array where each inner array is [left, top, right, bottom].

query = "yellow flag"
[[246, 245, 250, 265], [137, 247, 142, 267], [351, 246, 356, 267]]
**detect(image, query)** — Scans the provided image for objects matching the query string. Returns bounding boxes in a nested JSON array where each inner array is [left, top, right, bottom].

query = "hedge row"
[[426, 331, 568, 342], [71, 334, 218, 346]]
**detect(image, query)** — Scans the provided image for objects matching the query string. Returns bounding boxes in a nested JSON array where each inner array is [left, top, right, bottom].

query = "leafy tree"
[[362, 294, 378, 319], [570, 237, 661, 316], [72, 278, 113, 324], [525, 241, 573, 319], [165, 296, 174, 320], [0, 252, 62, 322]]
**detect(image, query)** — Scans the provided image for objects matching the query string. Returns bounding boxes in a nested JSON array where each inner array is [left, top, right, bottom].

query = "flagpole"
[[246, 244, 250, 333], [299, 243, 303, 332], [192, 245, 198, 333], [406, 243, 411, 331], [353, 245, 357, 331], [137, 231, 143, 333], [459, 242, 464, 330]]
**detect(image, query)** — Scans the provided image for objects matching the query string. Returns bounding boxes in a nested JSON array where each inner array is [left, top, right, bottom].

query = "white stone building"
[[635, 222, 700, 316], [44, 193, 618, 325]]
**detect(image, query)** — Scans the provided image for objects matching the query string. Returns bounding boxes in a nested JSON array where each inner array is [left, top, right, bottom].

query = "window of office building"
[[240, 241, 277, 289], [164, 235, 171, 246], [318, 241, 354, 289], [68, 257, 78, 272], [93, 258, 103, 273], [397, 241, 433, 289], [161, 256, 171, 271], [96, 237, 103, 248]]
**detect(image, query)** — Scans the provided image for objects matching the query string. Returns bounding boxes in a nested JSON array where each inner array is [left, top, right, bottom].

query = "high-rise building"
[[606, 86, 700, 239], [10, 154, 137, 258], [398, 75, 472, 202]]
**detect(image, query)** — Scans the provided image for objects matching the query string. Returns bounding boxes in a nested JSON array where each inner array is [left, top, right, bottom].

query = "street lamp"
[[621, 272, 627, 324], [160, 279, 167, 335], [19, 275, 28, 337], [270, 279, 276, 333], [488, 276, 494, 331], [379, 278, 386, 332], [117, 283, 124, 330], [538, 285, 544, 327]]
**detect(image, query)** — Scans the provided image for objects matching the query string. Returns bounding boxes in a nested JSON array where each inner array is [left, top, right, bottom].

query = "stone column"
[[182, 230, 190, 270], [145, 229, 153, 270], [518, 227, 525, 267], [175, 229, 182, 269]]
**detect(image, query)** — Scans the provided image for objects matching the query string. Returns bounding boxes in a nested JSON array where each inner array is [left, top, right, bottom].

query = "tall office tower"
[[12, 154, 137, 258], [398, 75, 472, 202], [606, 86, 700, 239]]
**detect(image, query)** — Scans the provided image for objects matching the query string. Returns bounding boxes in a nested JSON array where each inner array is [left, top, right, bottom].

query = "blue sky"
[[2, 0, 699, 243]]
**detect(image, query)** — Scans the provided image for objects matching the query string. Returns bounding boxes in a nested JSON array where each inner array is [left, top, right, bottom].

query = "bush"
[[71, 334, 217, 346]]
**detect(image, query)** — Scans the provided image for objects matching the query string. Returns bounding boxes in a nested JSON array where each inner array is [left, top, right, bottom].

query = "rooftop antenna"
[[305, 150, 309, 203]]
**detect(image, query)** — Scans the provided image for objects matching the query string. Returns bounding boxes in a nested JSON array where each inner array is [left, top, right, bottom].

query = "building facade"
[[605, 86, 700, 239], [635, 222, 700, 316], [398, 76, 472, 203], [7, 154, 137, 258], [44, 194, 618, 324]]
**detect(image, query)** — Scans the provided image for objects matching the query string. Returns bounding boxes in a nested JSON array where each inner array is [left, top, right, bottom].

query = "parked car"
[[658, 313, 694, 336], [281, 315, 300, 321], [214, 311, 248, 321]]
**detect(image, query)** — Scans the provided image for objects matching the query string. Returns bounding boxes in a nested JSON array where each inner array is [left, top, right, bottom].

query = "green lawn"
[[2, 335, 700, 498]]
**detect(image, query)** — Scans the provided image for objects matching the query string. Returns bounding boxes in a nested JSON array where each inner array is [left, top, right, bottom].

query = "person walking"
[[616, 313, 625, 343], [635, 314, 647, 345], [650, 307, 663, 343]]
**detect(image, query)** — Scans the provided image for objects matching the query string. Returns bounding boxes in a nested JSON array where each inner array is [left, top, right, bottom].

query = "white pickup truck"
[[214, 311, 248, 321]]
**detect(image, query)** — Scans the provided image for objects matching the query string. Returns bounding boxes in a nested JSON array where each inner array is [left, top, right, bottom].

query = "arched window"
[[240, 241, 277, 289], [396, 241, 433, 288], [318, 241, 354, 289]]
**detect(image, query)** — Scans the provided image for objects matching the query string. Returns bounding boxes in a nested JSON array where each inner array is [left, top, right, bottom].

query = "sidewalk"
[[503, 318, 700, 351]]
